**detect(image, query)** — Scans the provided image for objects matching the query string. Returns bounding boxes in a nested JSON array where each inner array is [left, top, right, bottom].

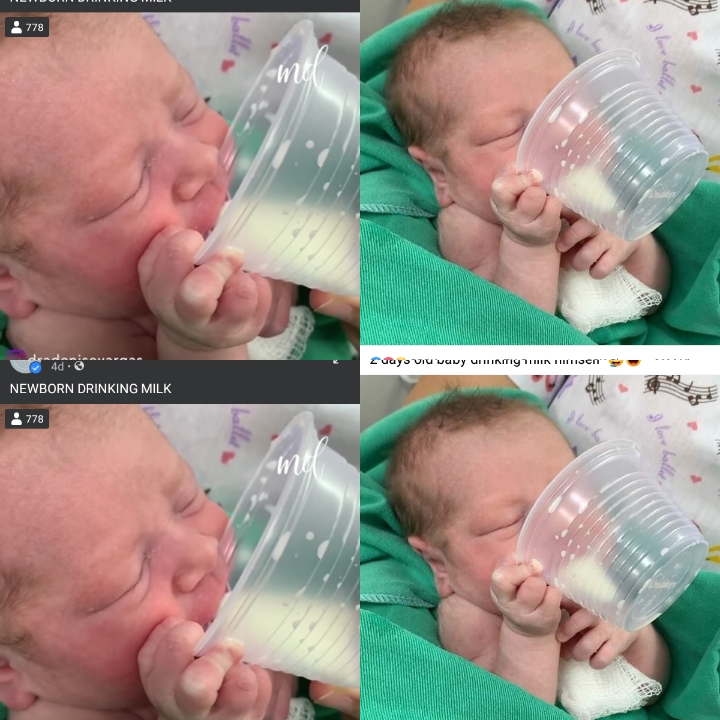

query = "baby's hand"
[[556, 218, 635, 279], [490, 553, 563, 638], [138, 227, 273, 352], [556, 607, 639, 669], [137, 618, 275, 720], [490, 163, 563, 247]]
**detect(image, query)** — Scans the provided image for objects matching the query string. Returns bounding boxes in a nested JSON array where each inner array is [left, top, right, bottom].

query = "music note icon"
[[647, 376, 660, 394]]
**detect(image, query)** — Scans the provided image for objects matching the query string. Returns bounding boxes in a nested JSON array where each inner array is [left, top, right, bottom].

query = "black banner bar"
[[0, 360, 359, 403], [0, 0, 359, 12]]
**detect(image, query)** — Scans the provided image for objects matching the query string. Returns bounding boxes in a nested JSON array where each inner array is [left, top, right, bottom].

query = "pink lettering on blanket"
[[646, 413, 678, 482], [142, 404, 162, 428], [565, 20, 604, 53], [228, 406, 253, 449], [228, 15, 252, 58], [142, 13, 162, 37], [565, 410, 603, 443], [646, 23, 678, 95]]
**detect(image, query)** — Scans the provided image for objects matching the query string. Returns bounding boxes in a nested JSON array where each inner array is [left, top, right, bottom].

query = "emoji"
[[609, 359, 624, 367], [626, 360, 641, 366]]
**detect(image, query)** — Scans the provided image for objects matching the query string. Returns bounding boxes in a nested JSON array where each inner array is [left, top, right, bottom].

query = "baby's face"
[[432, 416, 575, 614], [0, 16, 229, 320], [427, 27, 575, 222], [0, 406, 230, 712]]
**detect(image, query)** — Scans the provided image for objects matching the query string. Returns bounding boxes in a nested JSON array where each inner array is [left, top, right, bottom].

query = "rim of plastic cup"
[[194, 412, 317, 656], [195, 20, 317, 264], [516, 439, 643, 563], [517, 49, 643, 174]]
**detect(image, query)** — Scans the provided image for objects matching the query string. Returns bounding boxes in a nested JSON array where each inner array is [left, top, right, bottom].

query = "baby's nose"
[[174, 534, 221, 595], [174, 143, 221, 203]]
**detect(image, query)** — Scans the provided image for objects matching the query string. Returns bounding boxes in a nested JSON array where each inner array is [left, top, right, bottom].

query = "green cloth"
[[359, 1, 720, 346], [360, 388, 720, 720]]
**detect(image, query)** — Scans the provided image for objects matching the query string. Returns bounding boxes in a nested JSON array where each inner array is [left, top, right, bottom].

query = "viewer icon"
[[11, 21, 22, 35], [11, 412, 22, 426]]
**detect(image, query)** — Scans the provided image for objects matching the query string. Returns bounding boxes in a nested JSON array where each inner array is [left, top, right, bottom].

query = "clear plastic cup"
[[194, 412, 360, 687], [195, 20, 360, 296], [517, 440, 707, 631], [517, 50, 708, 242]]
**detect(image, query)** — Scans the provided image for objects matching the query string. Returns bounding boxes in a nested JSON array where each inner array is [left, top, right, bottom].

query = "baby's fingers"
[[213, 662, 272, 720], [175, 249, 245, 324], [139, 228, 203, 307], [570, 623, 613, 663], [138, 620, 208, 719], [174, 640, 246, 718], [556, 218, 600, 252], [213, 271, 271, 328], [491, 556, 543, 604], [589, 241, 629, 280], [515, 574, 554, 612], [556, 608, 599, 643], [491, 164, 543, 214], [569, 235, 612, 273]]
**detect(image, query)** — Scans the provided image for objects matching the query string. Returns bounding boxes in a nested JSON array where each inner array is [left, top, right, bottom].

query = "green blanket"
[[359, 1, 720, 346], [360, 388, 720, 720]]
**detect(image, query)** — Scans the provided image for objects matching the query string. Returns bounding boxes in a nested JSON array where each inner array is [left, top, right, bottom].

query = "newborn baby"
[[0, 13, 296, 360], [0, 404, 297, 719], [385, 3, 670, 321], [386, 392, 670, 715]]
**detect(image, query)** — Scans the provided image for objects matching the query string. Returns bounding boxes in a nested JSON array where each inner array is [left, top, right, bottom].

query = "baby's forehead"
[[0, 15, 178, 194], [426, 413, 548, 487]]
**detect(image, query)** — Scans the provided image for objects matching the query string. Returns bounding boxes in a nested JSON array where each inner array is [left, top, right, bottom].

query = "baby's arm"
[[437, 594, 498, 669], [621, 234, 671, 299], [491, 165, 563, 314], [621, 624, 671, 690], [438, 165, 564, 314], [437, 204, 499, 281], [439, 556, 563, 705], [490, 556, 563, 704], [494, 240, 561, 315]]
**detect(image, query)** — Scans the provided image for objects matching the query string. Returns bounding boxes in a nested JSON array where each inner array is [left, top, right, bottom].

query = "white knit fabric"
[[558, 266, 662, 335], [287, 698, 315, 720], [247, 306, 315, 360], [558, 656, 663, 720]]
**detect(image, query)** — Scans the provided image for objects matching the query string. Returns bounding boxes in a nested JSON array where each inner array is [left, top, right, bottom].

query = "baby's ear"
[[0, 266, 36, 319], [408, 535, 452, 597], [407, 146, 453, 208], [0, 656, 37, 711]]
